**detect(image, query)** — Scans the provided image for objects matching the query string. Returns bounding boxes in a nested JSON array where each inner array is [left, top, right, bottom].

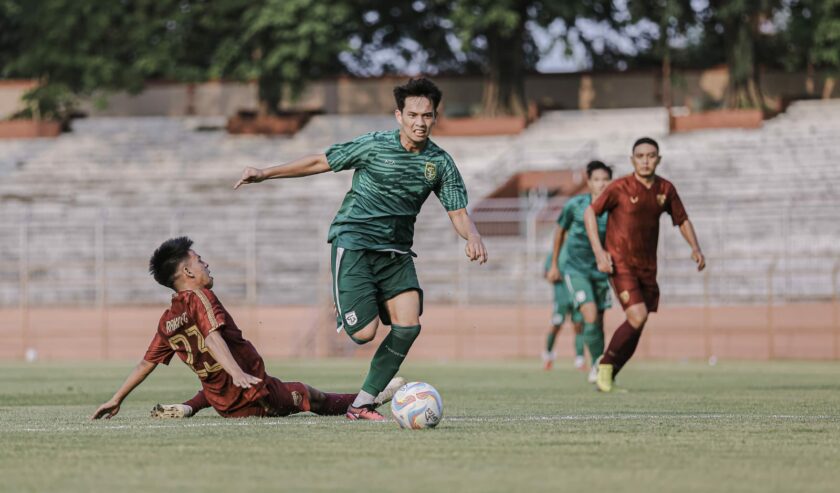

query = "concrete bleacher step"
[[2, 101, 840, 305]]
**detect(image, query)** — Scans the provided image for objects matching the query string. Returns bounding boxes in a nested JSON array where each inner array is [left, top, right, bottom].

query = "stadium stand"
[[1, 101, 839, 309]]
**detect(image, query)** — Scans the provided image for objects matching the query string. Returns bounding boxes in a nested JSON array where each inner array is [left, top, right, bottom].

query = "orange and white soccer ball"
[[390, 381, 443, 429]]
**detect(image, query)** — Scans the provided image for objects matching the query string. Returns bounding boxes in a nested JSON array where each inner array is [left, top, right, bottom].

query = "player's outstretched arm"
[[91, 360, 158, 420], [678, 219, 705, 271], [447, 208, 488, 264], [584, 206, 612, 274], [204, 331, 262, 389], [233, 154, 331, 189], [546, 226, 567, 282]]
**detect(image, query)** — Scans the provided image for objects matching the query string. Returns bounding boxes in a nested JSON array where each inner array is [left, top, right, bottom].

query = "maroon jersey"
[[144, 288, 268, 414], [591, 174, 688, 276]]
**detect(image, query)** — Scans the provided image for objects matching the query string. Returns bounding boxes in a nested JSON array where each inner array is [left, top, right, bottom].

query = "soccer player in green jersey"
[[546, 161, 613, 383], [542, 252, 584, 371], [234, 78, 488, 421]]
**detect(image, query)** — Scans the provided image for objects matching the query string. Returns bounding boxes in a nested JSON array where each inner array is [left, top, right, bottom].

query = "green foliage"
[[12, 83, 77, 125], [812, 0, 840, 71], [0, 0, 23, 77], [3, 0, 204, 120], [208, 0, 356, 114]]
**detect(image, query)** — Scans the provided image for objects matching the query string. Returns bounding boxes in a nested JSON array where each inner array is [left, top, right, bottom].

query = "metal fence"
[[2, 195, 839, 311]]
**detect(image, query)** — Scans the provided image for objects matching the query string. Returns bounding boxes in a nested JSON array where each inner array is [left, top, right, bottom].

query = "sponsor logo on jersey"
[[656, 194, 667, 206], [629, 196, 639, 204], [165, 311, 189, 334], [345, 311, 358, 326], [383, 159, 396, 166], [424, 161, 437, 181]]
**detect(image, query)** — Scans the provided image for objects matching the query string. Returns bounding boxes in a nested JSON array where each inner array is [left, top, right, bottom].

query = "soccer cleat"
[[150, 403, 193, 419], [346, 404, 386, 421], [595, 363, 614, 393], [374, 376, 406, 407], [587, 364, 599, 384], [588, 355, 602, 384], [574, 355, 586, 370], [542, 350, 556, 371]]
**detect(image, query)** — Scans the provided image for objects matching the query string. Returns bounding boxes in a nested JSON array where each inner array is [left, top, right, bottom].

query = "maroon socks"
[[601, 320, 644, 377], [183, 390, 211, 412]]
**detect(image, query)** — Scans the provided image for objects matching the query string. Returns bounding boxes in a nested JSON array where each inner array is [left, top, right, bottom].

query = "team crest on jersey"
[[345, 311, 358, 326], [424, 162, 437, 181], [619, 291, 631, 304], [656, 194, 667, 206], [629, 196, 639, 204]]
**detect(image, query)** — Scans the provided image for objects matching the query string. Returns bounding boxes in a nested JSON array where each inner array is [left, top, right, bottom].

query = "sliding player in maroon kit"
[[92, 237, 401, 420], [584, 137, 705, 392]]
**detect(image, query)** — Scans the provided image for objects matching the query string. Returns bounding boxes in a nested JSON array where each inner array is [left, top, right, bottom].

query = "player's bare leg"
[[598, 303, 648, 392], [348, 290, 420, 421]]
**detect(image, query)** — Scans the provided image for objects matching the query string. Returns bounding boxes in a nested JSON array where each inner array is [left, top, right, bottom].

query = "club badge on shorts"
[[345, 311, 358, 326], [620, 291, 631, 304], [424, 162, 437, 181]]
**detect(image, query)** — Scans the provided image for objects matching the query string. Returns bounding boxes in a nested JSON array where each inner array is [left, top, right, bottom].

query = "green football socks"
[[574, 333, 585, 357], [360, 324, 421, 396], [583, 321, 605, 366], [546, 332, 557, 352]]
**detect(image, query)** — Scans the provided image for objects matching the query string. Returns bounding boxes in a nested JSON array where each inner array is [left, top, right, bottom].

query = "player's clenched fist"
[[595, 250, 613, 274], [233, 167, 265, 190], [691, 249, 706, 272], [465, 236, 488, 264]]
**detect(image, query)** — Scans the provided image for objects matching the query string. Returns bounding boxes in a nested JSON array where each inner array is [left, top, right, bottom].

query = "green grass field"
[[2, 359, 839, 493]]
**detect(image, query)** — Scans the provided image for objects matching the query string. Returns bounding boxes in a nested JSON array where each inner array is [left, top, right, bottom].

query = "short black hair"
[[394, 78, 442, 112], [149, 237, 193, 289], [586, 160, 613, 179], [632, 137, 659, 153]]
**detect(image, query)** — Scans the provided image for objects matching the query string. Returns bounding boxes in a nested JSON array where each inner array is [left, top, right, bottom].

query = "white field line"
[[13, 413, 840, 433]]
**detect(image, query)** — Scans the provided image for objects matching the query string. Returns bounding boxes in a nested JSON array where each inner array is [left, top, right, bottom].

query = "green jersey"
[[325, 130, 468, 253], [556, 194, 609, 279]]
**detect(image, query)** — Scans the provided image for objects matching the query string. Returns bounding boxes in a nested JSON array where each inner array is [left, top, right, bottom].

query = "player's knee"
[[579, 303, 598, 324], [627, 309, 648, 329], [349, 319, 379, 344]]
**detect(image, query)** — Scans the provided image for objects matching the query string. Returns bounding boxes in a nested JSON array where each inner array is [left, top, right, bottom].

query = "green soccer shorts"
[[552, 282, 582, 326], [330, 243, 423, 338], [564, 273, 613, 312]]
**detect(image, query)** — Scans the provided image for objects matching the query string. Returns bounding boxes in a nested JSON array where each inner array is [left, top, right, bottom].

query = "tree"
[[706, 0, 784, 109], [4, 0, 202, 120], [445, 0, 617, 117], [811, 0, 840, 98], [207, 0, 356, 115], [626, 0, 697, 109], [349, 1, 619, 117]]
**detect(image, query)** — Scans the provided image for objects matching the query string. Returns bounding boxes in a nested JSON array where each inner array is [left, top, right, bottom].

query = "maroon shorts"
[[222, 377, 311, 418], [610, 272, 659, 312]]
